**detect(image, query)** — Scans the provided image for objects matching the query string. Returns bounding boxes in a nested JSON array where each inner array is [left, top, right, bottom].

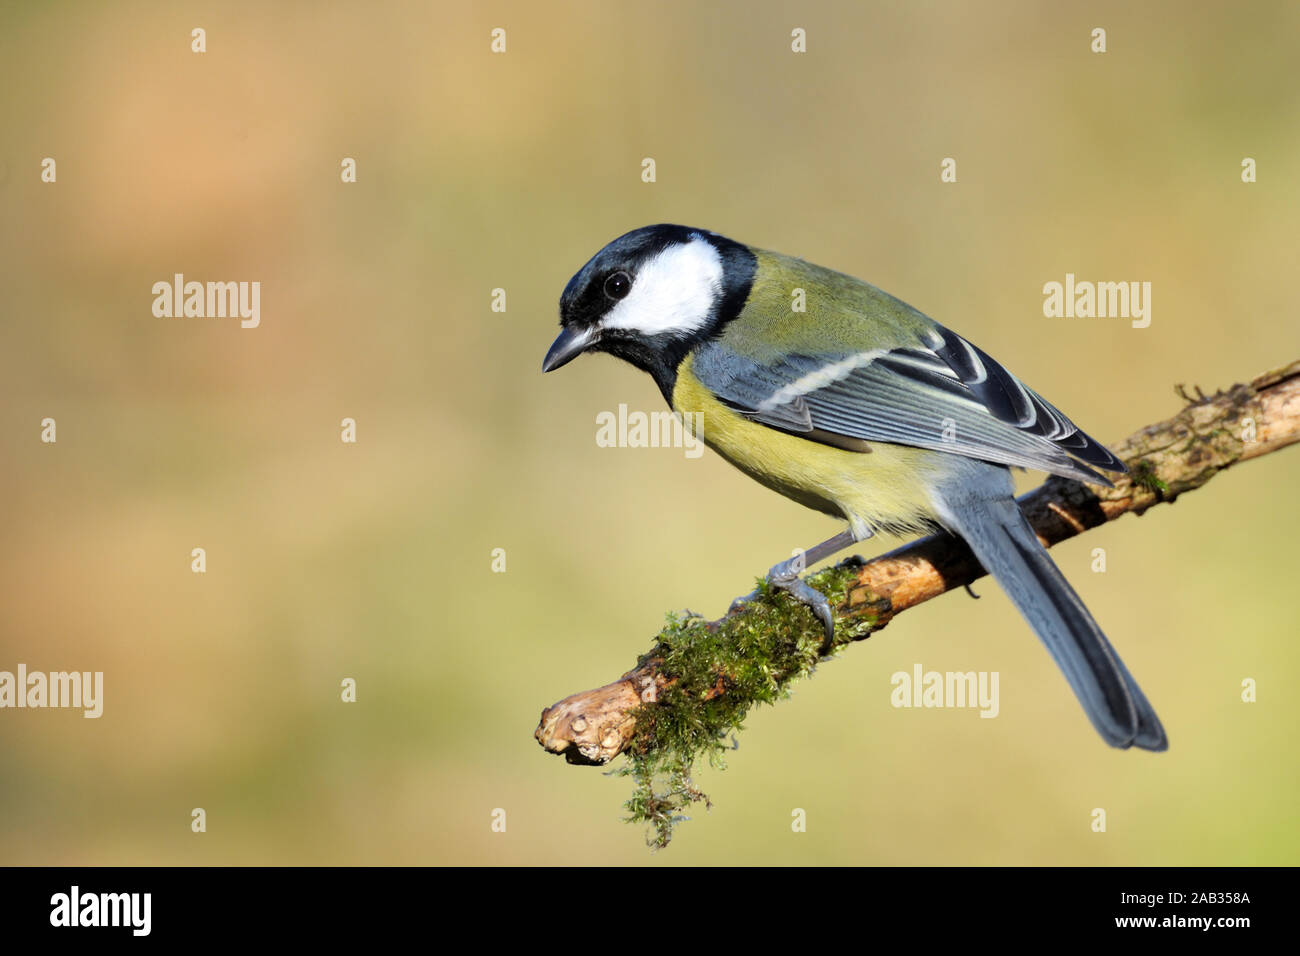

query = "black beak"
[[542, 325, 597, 373]]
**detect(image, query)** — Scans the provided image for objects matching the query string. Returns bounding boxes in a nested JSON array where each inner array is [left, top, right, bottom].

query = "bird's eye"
[[603, 271, 632, 300]]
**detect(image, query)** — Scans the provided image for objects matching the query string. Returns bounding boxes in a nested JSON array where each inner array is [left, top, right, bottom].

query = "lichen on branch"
[[613, 564, 879, 848]]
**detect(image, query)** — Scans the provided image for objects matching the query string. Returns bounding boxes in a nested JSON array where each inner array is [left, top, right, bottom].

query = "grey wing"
[[693, 327, 1126, 486], [923, 325, 1126, 474]]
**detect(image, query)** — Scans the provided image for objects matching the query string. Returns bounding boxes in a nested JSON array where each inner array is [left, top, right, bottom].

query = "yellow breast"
[[671, 353, 942, 537]]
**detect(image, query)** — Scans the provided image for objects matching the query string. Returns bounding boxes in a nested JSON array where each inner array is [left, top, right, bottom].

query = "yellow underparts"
[[672, 354, 942, 538]]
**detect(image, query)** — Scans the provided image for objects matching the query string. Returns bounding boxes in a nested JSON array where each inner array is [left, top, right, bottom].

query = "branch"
[[536, 361, 1300, 786]]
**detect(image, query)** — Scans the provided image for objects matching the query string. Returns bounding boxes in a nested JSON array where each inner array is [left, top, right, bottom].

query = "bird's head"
[[543, 224, 756, 393]]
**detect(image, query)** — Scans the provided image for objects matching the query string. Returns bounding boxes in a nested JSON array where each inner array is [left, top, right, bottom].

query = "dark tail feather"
[[935, 480, 1167, 751]]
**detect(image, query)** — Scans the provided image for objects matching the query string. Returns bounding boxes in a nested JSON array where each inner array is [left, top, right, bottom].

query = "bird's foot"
[[728, 555, 836, 656]]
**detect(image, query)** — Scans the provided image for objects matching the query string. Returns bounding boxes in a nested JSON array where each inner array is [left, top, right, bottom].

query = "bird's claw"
[[729, 559, 837, 656]]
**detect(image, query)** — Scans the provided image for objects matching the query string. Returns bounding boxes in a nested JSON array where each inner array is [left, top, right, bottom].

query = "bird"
[[542, 224, 1166, 751]]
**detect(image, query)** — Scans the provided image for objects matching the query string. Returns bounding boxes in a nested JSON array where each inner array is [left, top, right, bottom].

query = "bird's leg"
[[728, 527, 870, 654]]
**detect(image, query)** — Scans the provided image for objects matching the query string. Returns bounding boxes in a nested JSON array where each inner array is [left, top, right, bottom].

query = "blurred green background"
[[1, 0, 1296, 865]]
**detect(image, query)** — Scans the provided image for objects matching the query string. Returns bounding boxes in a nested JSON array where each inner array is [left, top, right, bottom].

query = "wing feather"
[[692, 331, 1126, 485]]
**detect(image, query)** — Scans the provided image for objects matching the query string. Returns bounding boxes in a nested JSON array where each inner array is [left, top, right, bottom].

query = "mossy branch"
[[535, 361, 1300, 847]]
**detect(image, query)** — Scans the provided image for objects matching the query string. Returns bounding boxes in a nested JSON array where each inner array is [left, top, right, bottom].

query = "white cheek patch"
[[600, 238, 723, 338]]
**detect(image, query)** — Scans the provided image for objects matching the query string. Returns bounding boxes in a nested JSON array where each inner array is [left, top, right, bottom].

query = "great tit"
[[543, 224, 1166, 751]]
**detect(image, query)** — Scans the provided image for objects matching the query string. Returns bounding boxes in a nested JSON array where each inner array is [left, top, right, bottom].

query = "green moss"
[[617, 560, 881, 848], [1131, 459, 1169, 496]]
